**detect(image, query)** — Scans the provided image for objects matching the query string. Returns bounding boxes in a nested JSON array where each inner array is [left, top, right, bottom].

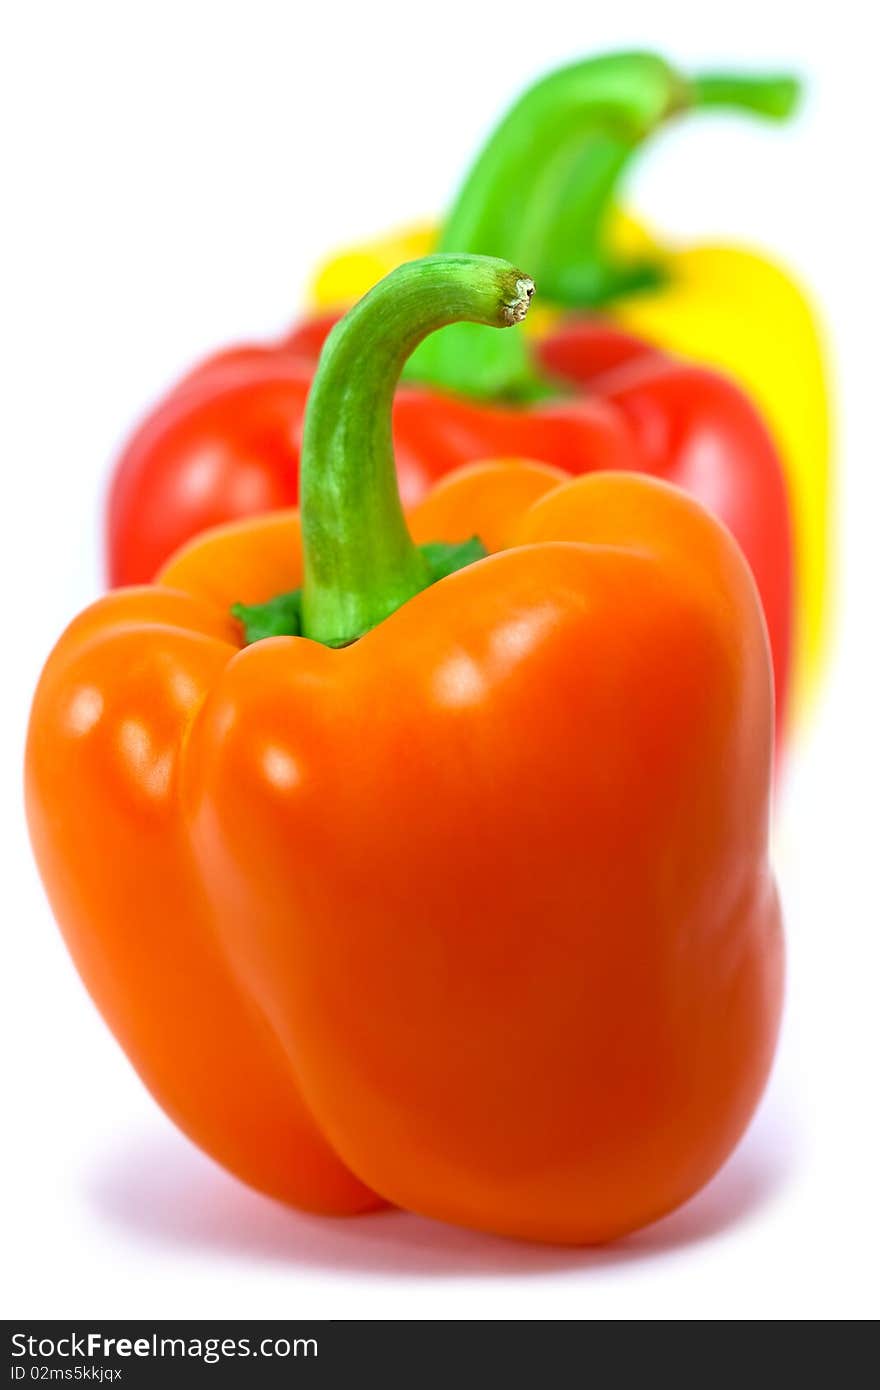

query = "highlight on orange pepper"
[[27, 256, 783, 1243]]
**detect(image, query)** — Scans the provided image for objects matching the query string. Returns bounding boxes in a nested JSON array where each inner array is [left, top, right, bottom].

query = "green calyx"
[[233, 536, 488, 645], [404, 50, 800, 401], [232, 255, 532, 649]]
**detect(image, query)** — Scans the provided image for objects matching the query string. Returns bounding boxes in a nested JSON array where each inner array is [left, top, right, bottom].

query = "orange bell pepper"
[[27, 256, 782, 1243]]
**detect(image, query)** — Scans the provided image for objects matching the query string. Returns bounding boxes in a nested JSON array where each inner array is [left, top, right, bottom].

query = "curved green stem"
[[404, 51, 800, 398], [300, 255, 533, 647], [437, 53, 686, 265]]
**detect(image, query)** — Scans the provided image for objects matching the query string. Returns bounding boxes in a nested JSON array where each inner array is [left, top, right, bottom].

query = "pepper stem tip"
[[503, 276, 535, 325]]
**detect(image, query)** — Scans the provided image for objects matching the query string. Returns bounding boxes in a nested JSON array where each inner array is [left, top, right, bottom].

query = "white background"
[[2, 1, 878, 1320]]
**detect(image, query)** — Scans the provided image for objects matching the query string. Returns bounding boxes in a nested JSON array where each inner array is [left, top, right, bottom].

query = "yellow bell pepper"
[[308, 53, 830, 718]]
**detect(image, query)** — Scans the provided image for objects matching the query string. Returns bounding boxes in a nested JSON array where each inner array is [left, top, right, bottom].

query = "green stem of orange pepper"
[[299, 254, 534, 648]]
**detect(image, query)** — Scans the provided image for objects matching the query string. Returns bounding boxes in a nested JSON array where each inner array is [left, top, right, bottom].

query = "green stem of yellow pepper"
[[403, 52, 799, 402]]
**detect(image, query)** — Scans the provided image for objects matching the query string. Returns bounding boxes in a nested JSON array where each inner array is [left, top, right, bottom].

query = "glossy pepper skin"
[[311, 53, 829, 715], [30, 257, 783, 1243]]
